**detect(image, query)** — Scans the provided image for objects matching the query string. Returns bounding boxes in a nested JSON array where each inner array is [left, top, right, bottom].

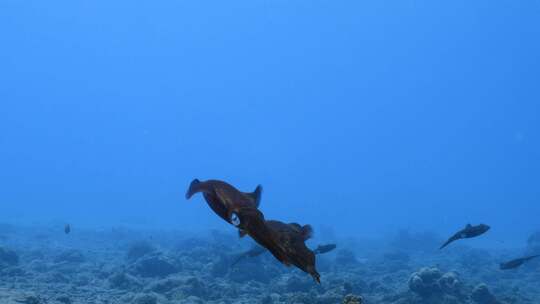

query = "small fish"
[[64, 224, 71, 234], [232, 243, 337, 267], [231, 245, 267, 266], [500, 255, 540, 270], [440, 223, 490, 249], [313, 244, 337, 255]]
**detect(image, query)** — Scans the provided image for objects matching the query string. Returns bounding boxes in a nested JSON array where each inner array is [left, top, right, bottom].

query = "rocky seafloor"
[[0, 224, 539, 304]]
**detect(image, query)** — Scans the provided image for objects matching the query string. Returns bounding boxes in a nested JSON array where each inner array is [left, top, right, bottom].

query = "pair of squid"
[[185, 179, 323, 283]]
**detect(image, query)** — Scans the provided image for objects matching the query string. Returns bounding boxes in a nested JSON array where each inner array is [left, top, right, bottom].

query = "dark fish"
[[64, 224, 71, 234], [232, 243, 336, 267], [313, 244, 337, 255], [440, 223, 490, 249], [185, 179, 289, 265], [231, 245, 267, 267], [500, 255, 540, 270]]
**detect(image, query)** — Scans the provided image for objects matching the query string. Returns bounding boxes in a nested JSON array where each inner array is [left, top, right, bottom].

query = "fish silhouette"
[[232, 243, 336, 266], [440, 223, 490, 249], [500, 255, 540, 270], [313, 243, 337, 255]]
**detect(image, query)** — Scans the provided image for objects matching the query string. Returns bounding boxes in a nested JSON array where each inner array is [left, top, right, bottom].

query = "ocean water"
[[1, 1, 539, 303]]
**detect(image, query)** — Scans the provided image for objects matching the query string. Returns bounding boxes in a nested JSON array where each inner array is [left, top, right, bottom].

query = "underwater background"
[[1, 1, 539, 304]]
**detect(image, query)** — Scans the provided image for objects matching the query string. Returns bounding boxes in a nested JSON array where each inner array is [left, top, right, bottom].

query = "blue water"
[[1, 1, 539, 247]]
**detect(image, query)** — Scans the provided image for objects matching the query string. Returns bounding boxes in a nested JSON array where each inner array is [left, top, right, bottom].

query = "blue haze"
[[1, 1, 539, 247]]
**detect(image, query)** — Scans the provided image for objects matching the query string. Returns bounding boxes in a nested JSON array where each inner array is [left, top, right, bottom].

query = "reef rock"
[[409, 267, 443, 296], [471, 284, 500, 304], [343, 294, 363, 304], [408, 267, 466, 303], [438, 271, 462, 295]]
